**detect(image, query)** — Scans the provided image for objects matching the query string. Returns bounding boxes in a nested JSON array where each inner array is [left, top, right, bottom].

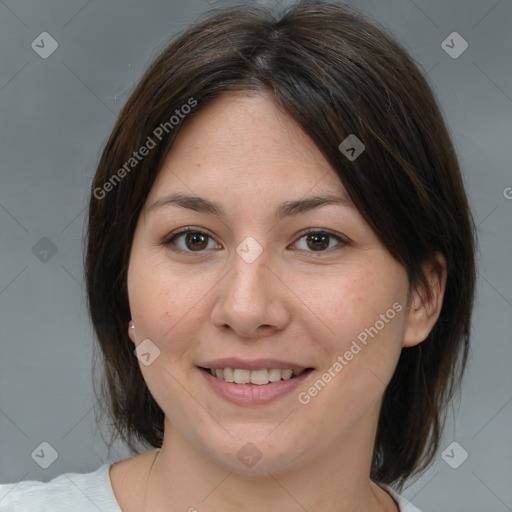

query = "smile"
[[198, 366, 315, 405], [204, 367, 310, 385]]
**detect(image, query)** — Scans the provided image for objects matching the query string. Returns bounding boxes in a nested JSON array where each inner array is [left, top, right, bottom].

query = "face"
[[127, 90, 414, 476]]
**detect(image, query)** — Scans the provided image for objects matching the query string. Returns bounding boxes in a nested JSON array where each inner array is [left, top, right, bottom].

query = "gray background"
[[0, 0, 511, 510]]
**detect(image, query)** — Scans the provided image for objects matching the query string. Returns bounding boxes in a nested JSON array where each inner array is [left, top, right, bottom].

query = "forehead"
[[146, 90, 347, 202]]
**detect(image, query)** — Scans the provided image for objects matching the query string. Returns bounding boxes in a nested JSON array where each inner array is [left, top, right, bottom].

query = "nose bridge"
[[211, 234, 288, 336], [228, 237, 270, 303]]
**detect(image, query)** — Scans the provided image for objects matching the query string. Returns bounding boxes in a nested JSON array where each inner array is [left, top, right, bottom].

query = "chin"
[[203, 434, 307, 477]]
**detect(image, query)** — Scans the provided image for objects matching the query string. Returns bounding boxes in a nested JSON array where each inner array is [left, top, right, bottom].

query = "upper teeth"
[[210, 368, 304, 385]]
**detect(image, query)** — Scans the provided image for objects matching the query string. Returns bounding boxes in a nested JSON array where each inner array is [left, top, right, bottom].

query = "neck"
[[145, 416, 397, 512]]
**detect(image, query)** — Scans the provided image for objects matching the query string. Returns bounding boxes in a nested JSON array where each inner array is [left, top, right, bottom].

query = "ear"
[[128, 320, 136, 344], [403, 253, 447, 347]]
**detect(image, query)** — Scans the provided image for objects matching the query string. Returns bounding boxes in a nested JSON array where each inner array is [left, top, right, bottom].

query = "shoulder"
[[0, 464, 121, 512], [377, 482, 423, 512]]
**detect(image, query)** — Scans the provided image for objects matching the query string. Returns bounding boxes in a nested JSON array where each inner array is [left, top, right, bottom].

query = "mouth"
[[199, 367, 314, 385], [197, 361, 316, 406]]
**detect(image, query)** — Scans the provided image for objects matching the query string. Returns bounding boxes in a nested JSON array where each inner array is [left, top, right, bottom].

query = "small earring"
[[129, 320, 135, 329]]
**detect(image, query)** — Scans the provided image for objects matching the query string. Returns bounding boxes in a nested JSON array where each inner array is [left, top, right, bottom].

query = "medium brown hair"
[[86, 0, 476, 491]]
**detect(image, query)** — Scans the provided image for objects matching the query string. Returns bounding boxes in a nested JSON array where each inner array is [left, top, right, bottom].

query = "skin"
[[110, 90, 446, 512]]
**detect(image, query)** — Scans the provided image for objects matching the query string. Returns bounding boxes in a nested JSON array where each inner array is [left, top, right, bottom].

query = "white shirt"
[[0, 464, 422, 511]]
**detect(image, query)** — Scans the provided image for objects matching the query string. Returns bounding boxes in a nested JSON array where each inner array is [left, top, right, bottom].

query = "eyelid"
[[162, 226, 349, 255], [290, 228, 348, 255], [161, 226, 221, 255], [294, 227, 348, 244]]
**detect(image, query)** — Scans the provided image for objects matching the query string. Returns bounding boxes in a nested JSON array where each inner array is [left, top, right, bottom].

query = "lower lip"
[[198, 368, 314, 406]]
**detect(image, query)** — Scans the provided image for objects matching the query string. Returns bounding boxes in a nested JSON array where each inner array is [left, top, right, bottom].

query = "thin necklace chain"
[[144, 448, 161, 512]]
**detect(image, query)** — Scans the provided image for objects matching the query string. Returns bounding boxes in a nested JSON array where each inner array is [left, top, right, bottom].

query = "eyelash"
[[161, 226, 348, 257]]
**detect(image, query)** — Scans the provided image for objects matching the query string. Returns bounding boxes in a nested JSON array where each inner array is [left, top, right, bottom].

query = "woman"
[[0, 1, 476, 510]]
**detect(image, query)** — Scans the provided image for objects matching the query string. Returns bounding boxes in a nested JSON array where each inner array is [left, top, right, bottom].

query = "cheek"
[[127, 249, 222, 364], [288, 261, 406, 340], [291, 261, 408, 388], [127, 256, 208, 418], [128, 254, 186, 345]]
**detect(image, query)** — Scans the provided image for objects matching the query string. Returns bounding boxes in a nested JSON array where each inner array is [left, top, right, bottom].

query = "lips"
[[198, 358, 312, 385], [200, 367, 312, 385], [196, 357, 315, 404], [198, 364, 315, 405], [199, 357, 310, 372]]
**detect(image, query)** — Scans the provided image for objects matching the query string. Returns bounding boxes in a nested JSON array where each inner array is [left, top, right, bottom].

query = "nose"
[[210, 245, 291, 339]]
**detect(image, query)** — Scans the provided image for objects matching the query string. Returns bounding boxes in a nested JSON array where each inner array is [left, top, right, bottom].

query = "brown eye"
[[305, 233, 330, 251], [292, 230, 346, 254], [184, 232, 209, 251], [163, 228, 220, 253]]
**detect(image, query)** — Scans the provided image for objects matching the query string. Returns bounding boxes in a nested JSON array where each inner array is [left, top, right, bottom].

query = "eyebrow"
[[146, 192, 354, 220]]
